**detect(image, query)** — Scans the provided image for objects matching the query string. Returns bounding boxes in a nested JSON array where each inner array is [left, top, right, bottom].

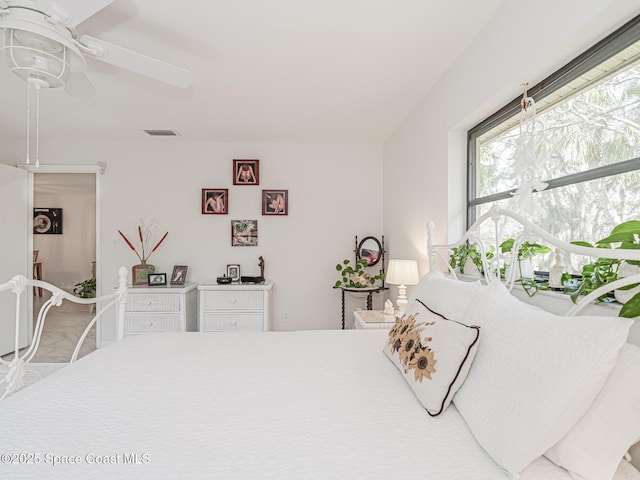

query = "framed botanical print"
[[231, 220, 258, 246]]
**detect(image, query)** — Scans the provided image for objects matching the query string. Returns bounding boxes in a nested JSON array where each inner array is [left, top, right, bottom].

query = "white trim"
[[23, 163, 103, 348], [17, 164, 105, 174]]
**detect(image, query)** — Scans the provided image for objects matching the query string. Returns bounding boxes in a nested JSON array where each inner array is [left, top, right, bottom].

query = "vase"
[[132, 261, 155, 286], [462, 257, 481, 278]]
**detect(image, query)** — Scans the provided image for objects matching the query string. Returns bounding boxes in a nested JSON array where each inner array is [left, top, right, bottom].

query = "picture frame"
[[226, 264, 240, 281], [170, 265, 188, 286], [233, 159, 259, 185], [33, 208, 63, 234], [148, 273, 167, 286], [262, 190, 288, 215], [202, 189, 228, 214], [231, 220, 258, 246]]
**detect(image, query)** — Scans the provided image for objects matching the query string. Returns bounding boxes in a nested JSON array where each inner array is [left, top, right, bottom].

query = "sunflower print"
[[408, 345, 437, 382], [398, 327, 423, 367], [387, 313, 420, 351]]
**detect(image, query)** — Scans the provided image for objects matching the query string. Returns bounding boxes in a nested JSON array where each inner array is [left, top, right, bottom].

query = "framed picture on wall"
[[202, 189, 228, 214], [233, 159, 259, 185], [231, 220, 258, 246], [33, 208, 63, 234], [262, 190, 288, 215]]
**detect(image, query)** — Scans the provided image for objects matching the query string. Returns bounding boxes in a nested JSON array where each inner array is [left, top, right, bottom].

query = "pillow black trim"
[[415, 298, 481, 417]]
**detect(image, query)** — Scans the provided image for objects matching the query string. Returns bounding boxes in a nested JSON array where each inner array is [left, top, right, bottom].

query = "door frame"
[[21, 164, 103, 347]]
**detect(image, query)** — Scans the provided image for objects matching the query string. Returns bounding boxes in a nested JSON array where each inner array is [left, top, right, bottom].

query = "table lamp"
[[386, 259, 420, 316]]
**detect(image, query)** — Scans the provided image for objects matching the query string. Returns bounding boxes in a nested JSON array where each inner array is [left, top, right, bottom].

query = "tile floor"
[[2, 296, 97, 364]]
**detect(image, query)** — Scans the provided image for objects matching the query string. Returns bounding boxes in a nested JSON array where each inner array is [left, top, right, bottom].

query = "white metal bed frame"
[[0, 266, 128, 400], [427, 206, 640, 317]]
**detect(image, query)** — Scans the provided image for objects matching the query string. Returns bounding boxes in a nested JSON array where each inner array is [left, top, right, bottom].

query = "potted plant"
[[449, 243, 494, 277], [334, 258, 384, 289], [499, 239, 551, 296], [568, 220, 640, 318], [73, 278, 96, 299]]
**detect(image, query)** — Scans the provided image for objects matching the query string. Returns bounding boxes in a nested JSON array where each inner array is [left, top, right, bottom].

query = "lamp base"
[[396, 284, 408, 316]]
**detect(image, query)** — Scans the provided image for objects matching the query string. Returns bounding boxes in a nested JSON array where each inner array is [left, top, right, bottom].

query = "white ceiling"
[[0, 0, 506, 145]]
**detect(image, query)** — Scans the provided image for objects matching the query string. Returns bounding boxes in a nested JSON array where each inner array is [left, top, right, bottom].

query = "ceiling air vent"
[[144, 129, 179, 136]]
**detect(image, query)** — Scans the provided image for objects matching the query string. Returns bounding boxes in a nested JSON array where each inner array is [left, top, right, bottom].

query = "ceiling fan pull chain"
[[25, 84, 31, 165], [35, 85, 41, 168]]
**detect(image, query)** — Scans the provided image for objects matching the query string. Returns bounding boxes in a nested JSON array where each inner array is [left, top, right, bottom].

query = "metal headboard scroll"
[[427, 206, 640, 317], [0, 266, 128, 400]]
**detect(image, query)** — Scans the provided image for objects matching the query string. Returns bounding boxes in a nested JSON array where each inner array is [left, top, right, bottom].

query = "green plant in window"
[[567, 220, 640, 317], [499, 239, 552, 296], [448, 243, 494, 275]]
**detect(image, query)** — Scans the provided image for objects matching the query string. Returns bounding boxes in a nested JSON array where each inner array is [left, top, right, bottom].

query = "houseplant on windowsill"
[[500, 239, 552, 296], [449, 243, 494, 277], [567, 220, 640, 318], [118, 218, 168, 286]]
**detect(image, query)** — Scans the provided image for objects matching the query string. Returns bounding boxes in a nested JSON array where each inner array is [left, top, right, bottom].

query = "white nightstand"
[[353, 309, 396, 329], [124, 282, 198, 335], [198, 281, 273, 332]]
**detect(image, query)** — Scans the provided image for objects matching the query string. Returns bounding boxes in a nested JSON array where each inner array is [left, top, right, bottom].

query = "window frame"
[[467, 14, 640, 228]]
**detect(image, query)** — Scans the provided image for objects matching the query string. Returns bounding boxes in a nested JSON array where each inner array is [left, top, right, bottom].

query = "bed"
[[1, 208, 639, 480]]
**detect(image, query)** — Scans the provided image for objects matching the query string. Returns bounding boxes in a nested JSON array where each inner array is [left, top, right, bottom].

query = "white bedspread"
[[0, 330, 594, 479]]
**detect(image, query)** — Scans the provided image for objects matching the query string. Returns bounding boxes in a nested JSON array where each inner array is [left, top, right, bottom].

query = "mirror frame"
[[356, 236, 383, 267]]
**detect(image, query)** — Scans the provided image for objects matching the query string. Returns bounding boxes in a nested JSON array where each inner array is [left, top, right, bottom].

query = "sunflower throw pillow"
[[383, 299, 480, 416]]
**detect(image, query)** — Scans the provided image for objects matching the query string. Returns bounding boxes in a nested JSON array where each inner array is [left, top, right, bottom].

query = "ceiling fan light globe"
[[3, 30, 71, 87], [0, 6, 85, 86]]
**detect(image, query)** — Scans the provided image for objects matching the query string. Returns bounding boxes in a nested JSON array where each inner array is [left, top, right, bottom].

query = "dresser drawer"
[[127, 294, 181, 312], [201, 291, 263, 311], [201, 313, 265, 332], [125, 314, 182, 334]]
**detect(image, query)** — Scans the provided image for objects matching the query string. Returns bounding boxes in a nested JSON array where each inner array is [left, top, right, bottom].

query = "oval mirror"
[[357, 236, 382, 267]]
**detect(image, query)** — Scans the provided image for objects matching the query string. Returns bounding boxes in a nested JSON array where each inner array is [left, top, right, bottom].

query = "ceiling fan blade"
[[79, 35, 194, 88], [35, 0, 115, 27], [65, 71, 97, 97]]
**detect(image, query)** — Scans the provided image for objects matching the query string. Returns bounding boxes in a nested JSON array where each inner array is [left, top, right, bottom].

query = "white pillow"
[[545, 343, 640, 480], [383, 299, 480, 416], [453, 281, 632, 477], [406, 271, 483, 322]]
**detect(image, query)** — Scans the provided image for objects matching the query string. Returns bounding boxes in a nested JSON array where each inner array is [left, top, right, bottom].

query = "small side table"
[[339, 286, 388, 329], [353, 309, 396, 330]]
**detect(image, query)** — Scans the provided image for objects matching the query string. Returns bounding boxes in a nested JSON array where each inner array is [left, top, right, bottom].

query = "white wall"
[[3, 139, 384, 340], [383, 0, 640, 280]]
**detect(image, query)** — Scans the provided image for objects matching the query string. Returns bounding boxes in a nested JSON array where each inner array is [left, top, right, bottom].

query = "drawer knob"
[[231, 299, 237, 304]]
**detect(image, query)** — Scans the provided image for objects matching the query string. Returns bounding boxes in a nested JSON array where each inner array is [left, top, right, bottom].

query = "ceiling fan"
[[0, 0, 194, 95]]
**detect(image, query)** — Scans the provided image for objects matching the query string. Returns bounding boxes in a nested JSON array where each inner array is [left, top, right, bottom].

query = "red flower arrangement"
[[118, 219, 168, 262]]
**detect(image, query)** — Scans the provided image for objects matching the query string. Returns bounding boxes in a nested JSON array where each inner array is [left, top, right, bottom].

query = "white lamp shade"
[[386, 259, 419, 286]]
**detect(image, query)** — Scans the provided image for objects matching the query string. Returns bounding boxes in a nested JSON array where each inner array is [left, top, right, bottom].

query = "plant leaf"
[[619, 292, 640, 318], [597, 232, 635, 245], [500, 238, 514, 253], [570, 241, 593, 248]]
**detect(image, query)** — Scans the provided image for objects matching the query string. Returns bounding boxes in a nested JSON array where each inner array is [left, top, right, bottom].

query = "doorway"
[[31, 170, 100, 357]]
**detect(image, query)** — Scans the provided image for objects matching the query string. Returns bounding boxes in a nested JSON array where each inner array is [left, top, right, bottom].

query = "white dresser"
[[198, 282, 273, 332], [124, 283, 198, 335]]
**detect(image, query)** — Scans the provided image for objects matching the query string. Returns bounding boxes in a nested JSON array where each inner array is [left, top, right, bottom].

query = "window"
[[467, 15, 640, 271]]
